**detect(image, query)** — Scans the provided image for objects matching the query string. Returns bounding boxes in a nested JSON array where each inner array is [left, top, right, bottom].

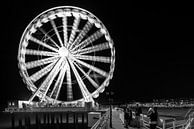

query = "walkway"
[[107, 109, 194, 129], [108, 109, 137, 129]]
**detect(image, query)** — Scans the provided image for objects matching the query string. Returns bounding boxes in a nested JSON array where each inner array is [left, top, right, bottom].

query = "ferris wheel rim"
[[18, 6, 115, 104]]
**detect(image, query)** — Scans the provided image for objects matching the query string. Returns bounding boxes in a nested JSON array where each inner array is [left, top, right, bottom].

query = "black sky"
[[1, 1, 194, 108]]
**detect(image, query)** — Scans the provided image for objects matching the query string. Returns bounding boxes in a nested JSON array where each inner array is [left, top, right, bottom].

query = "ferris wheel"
[[18, 6, 115, 105]]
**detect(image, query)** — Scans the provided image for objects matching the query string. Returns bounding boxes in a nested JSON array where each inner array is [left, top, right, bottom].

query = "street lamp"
[[106, 91, 114, 128]]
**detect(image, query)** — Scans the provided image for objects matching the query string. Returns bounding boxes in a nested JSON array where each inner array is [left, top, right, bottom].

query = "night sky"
[[1, 1, 194, 109]]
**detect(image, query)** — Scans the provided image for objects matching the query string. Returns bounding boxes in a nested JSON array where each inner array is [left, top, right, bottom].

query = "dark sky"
[[1, 1, 194, 108]]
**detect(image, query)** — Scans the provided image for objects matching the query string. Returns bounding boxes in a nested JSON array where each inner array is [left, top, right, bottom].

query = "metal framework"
[[17, 6, 115, 105]]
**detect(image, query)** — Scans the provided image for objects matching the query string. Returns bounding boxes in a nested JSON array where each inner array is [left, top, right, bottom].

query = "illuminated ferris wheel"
[[18, 6, 115, 105]]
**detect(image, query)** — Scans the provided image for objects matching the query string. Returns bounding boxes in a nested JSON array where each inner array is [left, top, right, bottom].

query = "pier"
[[2, 107, 106, 129]]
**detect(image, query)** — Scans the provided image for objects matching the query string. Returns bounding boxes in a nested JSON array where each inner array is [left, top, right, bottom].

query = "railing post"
[[110, 105, 112, 128], [140, 114, 143, 127], [187, 115, 191, 129], [173, 121, 175, 129], [163, 120, 165, 129]]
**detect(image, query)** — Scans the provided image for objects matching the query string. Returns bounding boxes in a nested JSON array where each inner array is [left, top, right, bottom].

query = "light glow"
[[18, 6, 115, 105]]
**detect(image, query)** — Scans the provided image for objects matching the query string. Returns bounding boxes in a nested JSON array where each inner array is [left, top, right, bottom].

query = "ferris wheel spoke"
[[25, 49, 58, 57], [50, 20, 64, 47], [74, 42, 110, 55], [30, 59, 58, 82], [29, 58, 62, 102], [69, 21, 93, 50], [74, 62, 99, 89], [68, 58, 91, 102], [25, 56, 59, 69], [41, 59, 63, 100], [50, 60, 68, 100], [72, 30, 103, 52], [38, 58, 64, 101], [68, 16, 80, 48], [62, 16, 68, 47], [71, 56, 108, 77], [74, 55, 111, 64], [66, 62, 73, 101], [29, 36, 58, 52], [39, 28, 60, 49]]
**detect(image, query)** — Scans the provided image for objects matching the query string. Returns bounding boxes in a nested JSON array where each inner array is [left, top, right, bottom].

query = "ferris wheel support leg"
[[28, 93, 35, 103], [28, 92, 39, 103], [85, 96, 95, 107]]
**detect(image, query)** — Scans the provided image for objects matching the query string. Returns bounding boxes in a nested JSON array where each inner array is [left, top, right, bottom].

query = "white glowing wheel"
[[18, 6, 115, 105]]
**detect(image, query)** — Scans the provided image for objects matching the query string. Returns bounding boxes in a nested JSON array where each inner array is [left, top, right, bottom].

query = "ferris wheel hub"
[[58, 47, 69, 58]]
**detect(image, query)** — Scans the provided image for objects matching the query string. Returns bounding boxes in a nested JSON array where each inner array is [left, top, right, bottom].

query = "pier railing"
[[118, 108, 194, 129], [184, 111, 194, 129], [141, 111, 194, 129], [91, 109, 109, 129]]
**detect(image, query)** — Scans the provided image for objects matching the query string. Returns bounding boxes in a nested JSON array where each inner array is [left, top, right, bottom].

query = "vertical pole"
[[110, 104, 112, 128], [105, 117, 108, 129], [163, 120, 165, 129], [46, 113, 49, 124], [60, 114, 63, 124], [109, 90, 113, 128], [43, 114, 46, 125], [188, 115, 191, 129], [106, 90, 114, 128], [49, 113, 51, 124], [73, 113, 76, 126], [140, 114, 143, 127], [86, 112, 88, 126], [173, 121, 175, 129]]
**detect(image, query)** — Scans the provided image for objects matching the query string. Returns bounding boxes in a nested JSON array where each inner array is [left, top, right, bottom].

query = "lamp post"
[[106, 91, 114, 128]]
